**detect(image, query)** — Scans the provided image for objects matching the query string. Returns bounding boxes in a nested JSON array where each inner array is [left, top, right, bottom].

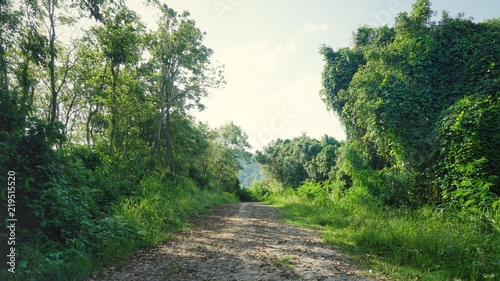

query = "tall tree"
[[149, 4, 224, 174], [11, 0, 110, 134], [93, 5, 145, 156], [211, 122, 251, 188], [0, 0, 24, 136]]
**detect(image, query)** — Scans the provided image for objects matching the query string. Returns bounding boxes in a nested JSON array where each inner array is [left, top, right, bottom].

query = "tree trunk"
[[86, 103, 98, 146], [123, 121, 130, 159], [109, 64, 119, 157], [48, 0, 57, 125], [150, 116, 161, 169], [163, 74, 177, 175], [0, 42, 7, 91], [165, 105, 175, 175]]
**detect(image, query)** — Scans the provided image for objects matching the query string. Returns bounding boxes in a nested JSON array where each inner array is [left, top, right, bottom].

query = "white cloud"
[[299, 22, 329, 35], [265, 72, 345, 143], [192, 22, 345, 151], [287, 22, 329, 53], [215, 40, 289, 87]]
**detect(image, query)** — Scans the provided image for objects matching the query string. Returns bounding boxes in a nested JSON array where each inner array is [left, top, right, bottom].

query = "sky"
[[129, 0, 500, 151]]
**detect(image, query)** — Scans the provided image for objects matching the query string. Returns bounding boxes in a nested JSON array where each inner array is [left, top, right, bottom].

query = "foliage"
[[248, 3, 500, 281], [2, 174, 237, 281], [319, 0, 500, 209], [296, 181, 329, 200], [0, 1, 243, 280], [147, 4, 225, 174], [255, 134, 341, 188], [435, 94, 500, 210], [243, 179, 285, 202], [115, 176, 237, 246]]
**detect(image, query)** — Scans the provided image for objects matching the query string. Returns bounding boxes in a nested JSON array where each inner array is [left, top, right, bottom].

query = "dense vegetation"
[[0, 1, 247, 280], [255, 134, 341, 188], [1, 0, 498, 280], [251, 0, 499, 279], [318, 0, 499, 209]]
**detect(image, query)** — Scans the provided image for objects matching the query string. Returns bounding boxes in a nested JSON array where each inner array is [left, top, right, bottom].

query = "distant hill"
[[238, 156, 263, 188]]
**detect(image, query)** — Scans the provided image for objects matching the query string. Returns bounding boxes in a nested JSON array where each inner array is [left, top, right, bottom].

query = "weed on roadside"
[[271, 255, 301, 279]]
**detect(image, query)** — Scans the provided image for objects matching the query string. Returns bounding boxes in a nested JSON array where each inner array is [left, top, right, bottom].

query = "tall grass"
[[117, 176, 238, 246], [5, 176, 237, 281], [265, 182, 500, 280]]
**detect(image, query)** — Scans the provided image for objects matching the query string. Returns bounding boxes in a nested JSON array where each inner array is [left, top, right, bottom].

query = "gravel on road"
[[88, 202, 376, 281]]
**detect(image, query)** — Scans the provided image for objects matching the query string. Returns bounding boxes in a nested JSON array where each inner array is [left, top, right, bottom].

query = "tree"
[[308, 136, 341, 181], [0, 0, 17, 92], [208, 122, 251, 192], [319, 0, 500, 207], [1, 2, 240, 279], [92, 5, 145, 156], [319, 46, 365, 116], [216, 121, 252, 160], [37, 0, 108, 126], [148, 4, 225, 174], [256, 135, 341, 188]]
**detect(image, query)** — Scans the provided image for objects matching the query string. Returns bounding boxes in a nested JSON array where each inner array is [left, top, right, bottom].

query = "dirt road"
[[89, 202, 375, 281]]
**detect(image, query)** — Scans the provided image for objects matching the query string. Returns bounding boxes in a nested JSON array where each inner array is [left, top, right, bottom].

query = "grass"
[[272, 255, 296, 271], [265, 183, 500, 281], [3, 176, 237, 281], [271, 255, 301, 279]]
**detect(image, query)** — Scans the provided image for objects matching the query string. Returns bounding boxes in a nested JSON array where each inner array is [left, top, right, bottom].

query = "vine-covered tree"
[[320, 0, 499, 207]]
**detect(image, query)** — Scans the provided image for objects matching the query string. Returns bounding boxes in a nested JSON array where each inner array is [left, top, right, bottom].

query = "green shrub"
[[297, 181, 328, 200], [247, 180, 272, 201]]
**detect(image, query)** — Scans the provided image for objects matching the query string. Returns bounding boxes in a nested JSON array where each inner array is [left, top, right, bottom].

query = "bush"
[[247, 180, 273, 201], [235, 187, 255, 202], [297, 181, 329, 200]]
